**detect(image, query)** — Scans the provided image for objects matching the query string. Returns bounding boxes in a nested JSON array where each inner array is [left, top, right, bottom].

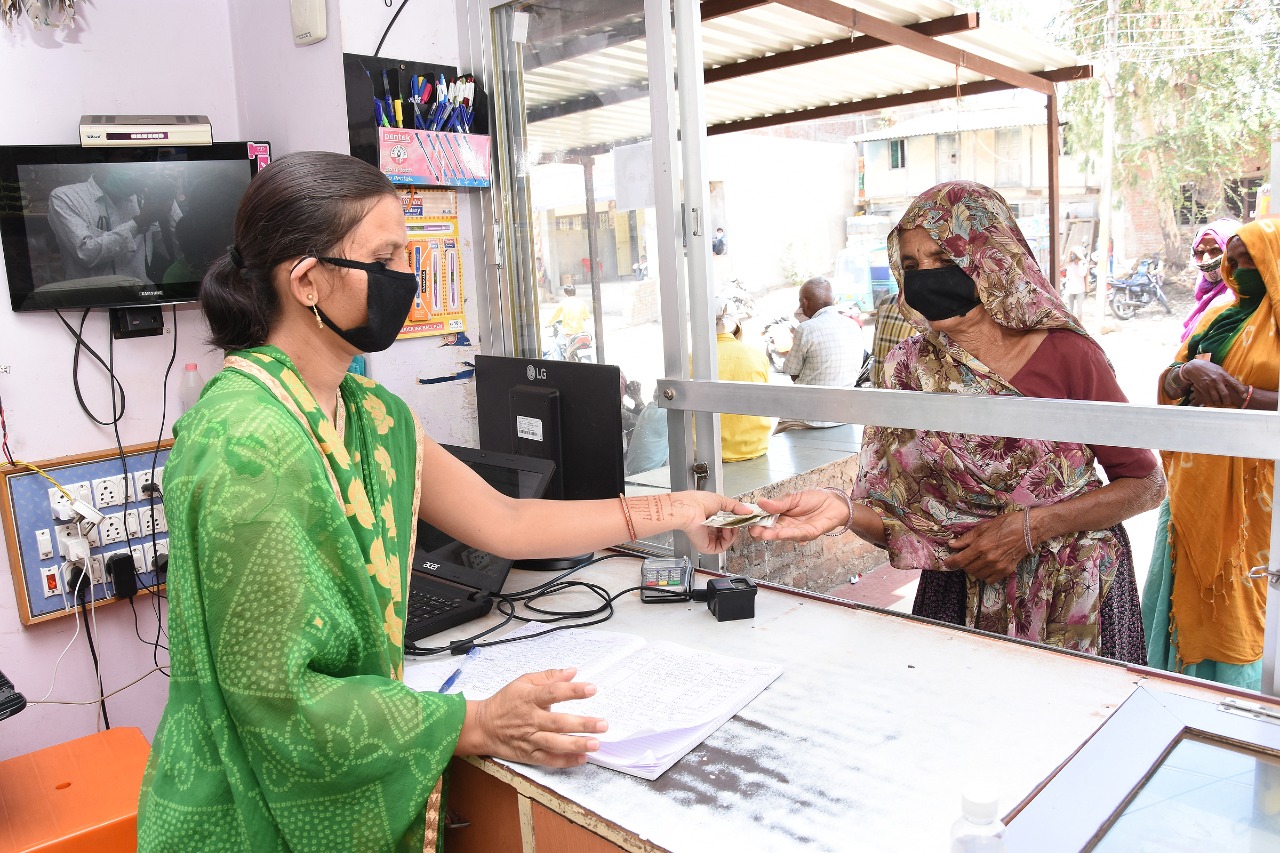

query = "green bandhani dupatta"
[[138, 345, 465, 853]]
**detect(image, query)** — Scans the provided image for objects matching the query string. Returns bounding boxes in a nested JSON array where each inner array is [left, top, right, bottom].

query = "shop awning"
[[520, 0, 1091, 157]]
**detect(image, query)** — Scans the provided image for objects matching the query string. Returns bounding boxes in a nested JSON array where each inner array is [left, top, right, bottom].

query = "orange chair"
[[0, 727, 150, 853]]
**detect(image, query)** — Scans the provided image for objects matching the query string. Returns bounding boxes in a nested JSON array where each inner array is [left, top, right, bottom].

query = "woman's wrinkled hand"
[[943, 513, 1027, 583], [455, 668, 607, 768], [747, 490, 848, 542], [1181, 359, 1247, 408]]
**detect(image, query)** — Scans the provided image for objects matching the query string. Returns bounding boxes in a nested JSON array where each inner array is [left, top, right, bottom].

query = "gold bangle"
[[618, 494, 638, 542]]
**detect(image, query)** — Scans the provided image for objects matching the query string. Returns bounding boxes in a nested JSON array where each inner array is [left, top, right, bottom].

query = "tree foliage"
[[975, 0, 1280, 261], [1062, 2, 1280, 219]]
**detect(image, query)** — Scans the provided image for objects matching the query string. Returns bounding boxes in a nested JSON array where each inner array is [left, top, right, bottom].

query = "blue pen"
[[438, 646, 480, 693]]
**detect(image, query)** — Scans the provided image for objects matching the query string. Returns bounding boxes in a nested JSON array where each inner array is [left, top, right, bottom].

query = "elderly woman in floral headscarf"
[[1181, 218, 1242, 342], [750, 181, 1165, 662]]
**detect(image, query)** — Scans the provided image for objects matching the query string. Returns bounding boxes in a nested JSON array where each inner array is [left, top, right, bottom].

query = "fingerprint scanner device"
[[640, 556, 694, 603], [405, 445, 556, 644], [79, 115, 213, 147], [706, 576, 757, 622]]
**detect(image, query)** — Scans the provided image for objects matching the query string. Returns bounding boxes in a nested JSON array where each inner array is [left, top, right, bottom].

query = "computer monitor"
[[475, 355, 625, 503]]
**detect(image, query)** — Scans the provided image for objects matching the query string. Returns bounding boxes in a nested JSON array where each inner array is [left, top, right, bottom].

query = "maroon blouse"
[[1010, 329, 1157, 482]]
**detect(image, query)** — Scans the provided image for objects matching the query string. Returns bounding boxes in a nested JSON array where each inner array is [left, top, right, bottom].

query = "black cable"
[[55, 308, 127, 426], [373, 0, 409, 57], [402, 555, 664, 657], [76, 582, 111, 730], [139, 304, 178, 674]]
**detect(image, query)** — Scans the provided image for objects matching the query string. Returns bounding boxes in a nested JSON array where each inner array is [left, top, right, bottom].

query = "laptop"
[[404, 444, 556, 644]]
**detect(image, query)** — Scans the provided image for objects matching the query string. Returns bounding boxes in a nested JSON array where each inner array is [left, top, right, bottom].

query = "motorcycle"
[[542, 320, 595, 362], [1107, 258, 1171, 320]]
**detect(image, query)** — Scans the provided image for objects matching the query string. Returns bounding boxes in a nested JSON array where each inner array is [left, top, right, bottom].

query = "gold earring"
[[311, 302, 323, 328]]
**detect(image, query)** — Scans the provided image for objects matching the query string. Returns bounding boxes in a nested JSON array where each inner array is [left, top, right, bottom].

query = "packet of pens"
[[343, 54, 491, 188]]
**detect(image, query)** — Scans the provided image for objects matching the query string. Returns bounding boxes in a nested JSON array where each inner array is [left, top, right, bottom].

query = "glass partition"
[[491, 0, 679, 553], [487, 0, 1280, 690]]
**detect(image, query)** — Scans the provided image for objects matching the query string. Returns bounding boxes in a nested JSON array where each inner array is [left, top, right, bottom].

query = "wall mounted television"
[[0, 141, 270, 312]]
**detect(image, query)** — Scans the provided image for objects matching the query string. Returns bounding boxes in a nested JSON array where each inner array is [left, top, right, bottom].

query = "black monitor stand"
[[509, 384, 592, 572]]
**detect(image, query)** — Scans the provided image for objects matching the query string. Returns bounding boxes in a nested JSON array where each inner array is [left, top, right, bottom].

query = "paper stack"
[[404, 625, 782, 780]]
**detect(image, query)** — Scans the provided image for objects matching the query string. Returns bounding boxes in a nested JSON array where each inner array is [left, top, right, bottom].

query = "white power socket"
[[134, 467, 163, 499], [92, 475, 127, 508], [125, 509, 141, 539], [99, 513, 126, 546], [129, 545, 146, 573], [88, 554, 106, 585], [48, 486, 74, 521]]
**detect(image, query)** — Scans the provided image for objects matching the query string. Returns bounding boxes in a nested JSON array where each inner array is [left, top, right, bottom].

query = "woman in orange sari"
[[1142, 219, 1280, 690]]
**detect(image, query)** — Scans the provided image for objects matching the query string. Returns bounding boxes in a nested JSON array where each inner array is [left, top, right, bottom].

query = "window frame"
[[1003, 686, 1280, 850]]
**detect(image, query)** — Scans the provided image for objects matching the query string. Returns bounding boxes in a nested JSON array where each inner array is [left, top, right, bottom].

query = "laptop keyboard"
[[407, 587, 457, 622]]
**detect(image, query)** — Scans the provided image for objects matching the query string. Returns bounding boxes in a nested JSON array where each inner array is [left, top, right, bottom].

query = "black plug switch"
[[106, 552, 137, 599]]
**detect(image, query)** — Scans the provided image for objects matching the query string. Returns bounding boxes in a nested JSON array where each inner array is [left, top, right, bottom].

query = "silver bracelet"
[[1022, 507, 1034, 555], [820, 486, 855, 537]]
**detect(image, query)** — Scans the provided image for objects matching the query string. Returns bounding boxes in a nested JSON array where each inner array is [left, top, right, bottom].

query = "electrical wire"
[[402, 554, 680, 657], [134, 303, 178, 675], [39, 569, 87, 703], [373, 0, 410, 58], [55, 308, 127, 426], [31, 666, 164, 706], [76, 577, 110, 730]]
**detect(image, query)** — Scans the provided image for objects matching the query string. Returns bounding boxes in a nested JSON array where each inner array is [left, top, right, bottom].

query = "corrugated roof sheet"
[[520, 0, 1088, 157], [852, 105, 1055, 141]]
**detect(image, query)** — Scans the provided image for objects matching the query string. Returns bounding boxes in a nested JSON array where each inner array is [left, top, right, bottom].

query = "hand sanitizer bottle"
[[950, 787, 1006, 852]]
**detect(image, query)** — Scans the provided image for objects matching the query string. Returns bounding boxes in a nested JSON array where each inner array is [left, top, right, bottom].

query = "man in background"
[[48, 164, 180, 284], [777, 276, 863, 431], [715, 296, 772, 461], [870, 291, 915, 387], [548, 283, 591, 337]]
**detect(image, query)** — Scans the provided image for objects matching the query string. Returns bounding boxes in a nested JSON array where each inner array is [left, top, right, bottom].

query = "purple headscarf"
[[1181, 219, 1242, 341]]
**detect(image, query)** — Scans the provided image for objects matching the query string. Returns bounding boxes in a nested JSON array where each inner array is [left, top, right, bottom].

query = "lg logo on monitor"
[[525, 365, 547, 381]]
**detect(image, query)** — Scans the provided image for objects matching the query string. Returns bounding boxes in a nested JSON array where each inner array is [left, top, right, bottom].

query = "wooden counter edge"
[[458, 755, 670, 853]]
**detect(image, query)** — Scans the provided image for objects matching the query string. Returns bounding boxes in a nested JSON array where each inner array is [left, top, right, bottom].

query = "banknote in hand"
[[702, 504, 778, 529]]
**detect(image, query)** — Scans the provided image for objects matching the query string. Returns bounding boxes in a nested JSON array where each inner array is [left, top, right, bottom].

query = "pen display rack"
[[344, 53, 491, 189]]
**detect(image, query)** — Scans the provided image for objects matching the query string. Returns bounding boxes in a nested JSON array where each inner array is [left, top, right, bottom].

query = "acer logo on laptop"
[[420, 560, 441, 571]]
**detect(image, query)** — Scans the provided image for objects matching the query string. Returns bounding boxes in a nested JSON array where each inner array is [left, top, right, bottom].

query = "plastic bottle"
[[950, 787, 1006, 853], [178, 363, 206, 414]]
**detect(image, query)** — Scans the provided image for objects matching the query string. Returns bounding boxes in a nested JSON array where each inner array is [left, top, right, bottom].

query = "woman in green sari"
[[137, 151, 744, 853]]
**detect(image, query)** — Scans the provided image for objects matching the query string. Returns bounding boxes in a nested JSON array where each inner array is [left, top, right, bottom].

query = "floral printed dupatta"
[[853, 182, 1125, 653]]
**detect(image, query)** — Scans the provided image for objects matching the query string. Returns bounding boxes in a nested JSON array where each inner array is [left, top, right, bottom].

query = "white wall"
[[704, 134, 855, 290], [0, 0, 241, 758], [0, 0, 481, 758]]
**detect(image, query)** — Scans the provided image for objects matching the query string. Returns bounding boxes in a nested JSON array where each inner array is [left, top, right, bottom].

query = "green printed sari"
[[137, 346, 465, 853]]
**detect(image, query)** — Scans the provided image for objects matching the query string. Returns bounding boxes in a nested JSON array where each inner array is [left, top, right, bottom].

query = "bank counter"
[[418, 559, 1235, 853]]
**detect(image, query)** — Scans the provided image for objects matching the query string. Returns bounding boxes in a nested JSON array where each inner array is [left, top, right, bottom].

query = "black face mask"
[[902, 265, 982, 322], [315, 256, 419, 353]]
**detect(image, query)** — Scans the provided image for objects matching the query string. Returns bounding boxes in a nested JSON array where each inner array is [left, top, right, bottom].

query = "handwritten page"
[[405, 626, 782, 780], [402, 624, 646, 697]]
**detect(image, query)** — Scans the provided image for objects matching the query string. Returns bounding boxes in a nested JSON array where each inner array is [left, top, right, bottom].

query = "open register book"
[[403, 625, 783, 780]]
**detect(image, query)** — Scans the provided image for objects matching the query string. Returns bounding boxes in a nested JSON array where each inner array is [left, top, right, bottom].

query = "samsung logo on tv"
[[138, 290, 163, 297]]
